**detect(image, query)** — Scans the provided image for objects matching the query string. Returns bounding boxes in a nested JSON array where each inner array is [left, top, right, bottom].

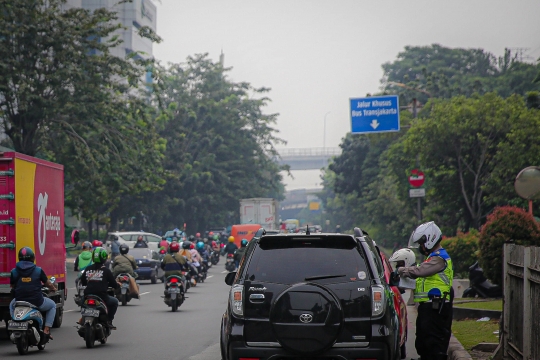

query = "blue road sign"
[[350, 95, 400, 134]]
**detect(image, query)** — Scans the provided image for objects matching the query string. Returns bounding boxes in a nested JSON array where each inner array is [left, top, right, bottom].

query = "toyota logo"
[[299, 313, 313, 323]]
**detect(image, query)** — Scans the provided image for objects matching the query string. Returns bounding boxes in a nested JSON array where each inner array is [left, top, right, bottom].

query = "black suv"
[[221, 228, 400, 360]]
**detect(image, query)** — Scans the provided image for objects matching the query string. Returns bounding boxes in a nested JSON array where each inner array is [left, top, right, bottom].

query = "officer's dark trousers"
[[415, 301, 453, 359]]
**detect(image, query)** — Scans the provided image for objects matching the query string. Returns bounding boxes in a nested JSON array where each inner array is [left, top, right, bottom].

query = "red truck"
[[0, 151, 66, 328]]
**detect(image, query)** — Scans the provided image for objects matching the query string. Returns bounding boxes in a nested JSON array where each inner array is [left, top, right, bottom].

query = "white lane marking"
[[221, 271, 228, 273], [139, 292, 150, 296], [68, 287, 76, 290], [64, 309, 77, 313], [207, 275, 214, 279]]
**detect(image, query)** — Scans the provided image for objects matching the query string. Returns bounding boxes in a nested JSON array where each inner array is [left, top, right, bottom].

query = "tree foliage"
[[114, 55, 285, 234], [0, 0, 166, 230]]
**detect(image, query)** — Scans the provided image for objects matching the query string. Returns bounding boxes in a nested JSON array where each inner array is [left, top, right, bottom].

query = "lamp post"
[[323, 111, 331, 152]]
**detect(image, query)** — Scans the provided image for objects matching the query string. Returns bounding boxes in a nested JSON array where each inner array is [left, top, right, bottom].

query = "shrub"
[[479, 206, 540, 286], [441, 230, 480, 278]]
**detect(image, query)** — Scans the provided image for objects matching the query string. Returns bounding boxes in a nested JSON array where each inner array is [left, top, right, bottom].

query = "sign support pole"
[[413, 98, 422, 223], [529, 200, 533, 216]]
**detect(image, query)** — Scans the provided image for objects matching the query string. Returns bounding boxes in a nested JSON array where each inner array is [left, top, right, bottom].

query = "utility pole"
[[413, 98, 422, 222]]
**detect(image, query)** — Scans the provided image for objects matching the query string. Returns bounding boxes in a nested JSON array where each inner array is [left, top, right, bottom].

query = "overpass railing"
[[276, 147, 341, 158]]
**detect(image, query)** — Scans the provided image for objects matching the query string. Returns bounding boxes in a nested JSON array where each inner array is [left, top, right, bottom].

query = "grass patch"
[[452, 319, 499, 350], [454, 300, 502, 311]]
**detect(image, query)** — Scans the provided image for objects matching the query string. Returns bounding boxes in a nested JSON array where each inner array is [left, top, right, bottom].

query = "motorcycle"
[[76, 290, 114, 348], [211, 250, 220, 265], [74, 270, 86, 307], [463, 261, 502, 298], [8, 278, 56, 355], [114, 274, 133, 306], [198, 260, 208, 283], [164, 275, 186, 312], [225, 254, 236, 272]]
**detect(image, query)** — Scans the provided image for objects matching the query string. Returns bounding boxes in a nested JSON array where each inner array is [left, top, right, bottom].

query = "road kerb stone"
[[448, 334, 473, 360]]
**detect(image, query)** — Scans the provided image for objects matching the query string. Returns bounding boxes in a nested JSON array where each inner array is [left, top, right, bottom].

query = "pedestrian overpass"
[[275, 147, 341, 170]]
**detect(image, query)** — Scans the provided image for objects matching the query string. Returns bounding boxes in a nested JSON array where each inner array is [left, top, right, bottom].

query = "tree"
[[129, 55, 286, 233], [0, 0, 166, 230], [381, 45, 540, 104]]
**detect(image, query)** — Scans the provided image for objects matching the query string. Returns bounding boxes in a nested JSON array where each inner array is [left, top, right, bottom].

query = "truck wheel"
[[52, 306, 63, 328]]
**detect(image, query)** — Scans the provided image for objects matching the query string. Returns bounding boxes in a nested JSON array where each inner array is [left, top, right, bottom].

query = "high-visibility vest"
[[414, 248, 453, 303]]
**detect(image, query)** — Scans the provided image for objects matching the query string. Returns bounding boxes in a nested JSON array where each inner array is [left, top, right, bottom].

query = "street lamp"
[[323, 111, 331, 152]]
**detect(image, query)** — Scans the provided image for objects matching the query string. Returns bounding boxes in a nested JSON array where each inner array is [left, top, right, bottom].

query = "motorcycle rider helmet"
[[241, 239, 248, 247], [92, 247, 108, 264], [196, 232, 201, 238], [182, 241, 192, 249], [228, 236, 235, 243], [18, 247, 35, 262], [196, 241, 205, 250], [92, 239, 103, 248], [389, 248, 416, 269], [208, 231, 214, 236], [188, 235, 195, 241], [170, 241, 180, 252], [213, 234, 219, 240], [119, 244, 129, 255], [82, 241, 92, 250], [408, 221, 442, 255], [211, 241, 217, 247], [190, 242, 195, 250]]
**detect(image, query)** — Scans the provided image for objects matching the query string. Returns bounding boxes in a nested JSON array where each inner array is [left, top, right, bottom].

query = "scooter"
[[8, 278, 56, 355], [114, 274, 133, 306], [74, 270, 86, 307], [76, 290, 114, 348], [225, 254, 236, 272], [211, 250, 220, 265], [463, 261, 502, 298], [163, 275, 186, 312]]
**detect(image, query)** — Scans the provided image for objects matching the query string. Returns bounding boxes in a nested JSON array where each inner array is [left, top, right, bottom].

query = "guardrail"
[[276, 147, 341, 157]]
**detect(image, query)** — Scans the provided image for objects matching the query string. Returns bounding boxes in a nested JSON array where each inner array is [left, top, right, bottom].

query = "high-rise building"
[[65, 0, 157, 60]]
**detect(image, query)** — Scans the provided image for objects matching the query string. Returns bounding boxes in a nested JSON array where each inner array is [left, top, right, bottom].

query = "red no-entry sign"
[[409, 169, 425, 187]]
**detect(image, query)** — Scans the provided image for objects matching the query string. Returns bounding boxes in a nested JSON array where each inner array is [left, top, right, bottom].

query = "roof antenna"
[[306, 225, 310, 235]]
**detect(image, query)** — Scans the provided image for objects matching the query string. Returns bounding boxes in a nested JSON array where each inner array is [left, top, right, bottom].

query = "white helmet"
[[389, 248, 416, 268], [408, 221, 442, 250]]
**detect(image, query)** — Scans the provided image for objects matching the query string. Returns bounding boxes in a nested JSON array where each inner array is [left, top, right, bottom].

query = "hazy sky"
[[153, 0, 540, 190]]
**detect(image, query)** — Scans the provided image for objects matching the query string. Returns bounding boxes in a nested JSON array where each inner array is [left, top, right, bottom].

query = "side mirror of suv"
[[225, 272, 236, 286]]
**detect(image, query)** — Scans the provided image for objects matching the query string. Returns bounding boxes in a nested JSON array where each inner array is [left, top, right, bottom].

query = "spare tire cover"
[[269, 282, 344, 355]]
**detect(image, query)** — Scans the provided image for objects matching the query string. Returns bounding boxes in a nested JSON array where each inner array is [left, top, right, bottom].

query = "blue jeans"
[[10, 297, 56, 328]]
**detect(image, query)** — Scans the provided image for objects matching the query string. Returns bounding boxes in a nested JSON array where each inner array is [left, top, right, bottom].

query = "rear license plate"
[[8, 321, 28, 330], [81, 308, 100, 317], [168, 288, 180, 293]]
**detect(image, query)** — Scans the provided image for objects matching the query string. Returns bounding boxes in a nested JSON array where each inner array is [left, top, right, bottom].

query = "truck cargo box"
[[0, 152, 66, 327], [239, 198, 278, 230]]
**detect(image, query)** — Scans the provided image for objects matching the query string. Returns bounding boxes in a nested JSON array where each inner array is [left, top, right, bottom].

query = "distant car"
[[130, 248, 164, 284], [380, 249, 408, 359], [263, 229, 280, 235], [106, 231, 162, 252]]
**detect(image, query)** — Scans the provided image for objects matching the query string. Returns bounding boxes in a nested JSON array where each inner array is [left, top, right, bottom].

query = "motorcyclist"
[[196, 241, 210, 262], [395, 221, 454, 360], [74, 241, 93, 271], [9, 247, 57, 339], [194, 232, 202, 242], [92, 239, 103, 250], [211, 240, 220, 253], [190, 242, 202, 273], [110, 235, 121, 261], [234, 239, 248, 268], [112, 244, 138, 278], [134, 235, 148, 248], [159, 237, 169, 252], [224, 236, 238, 256], [80, 247, 120, 330], [179, 241, 193, 262], [161, 241, 189, 294]]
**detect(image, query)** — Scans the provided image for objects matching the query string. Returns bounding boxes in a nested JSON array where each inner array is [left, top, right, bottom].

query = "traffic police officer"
[[397, 221, 454, 360]]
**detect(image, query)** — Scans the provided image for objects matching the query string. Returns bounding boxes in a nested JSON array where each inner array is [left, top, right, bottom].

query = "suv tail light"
[[230, 284, 244, 317], [371, 285, 385, 317]]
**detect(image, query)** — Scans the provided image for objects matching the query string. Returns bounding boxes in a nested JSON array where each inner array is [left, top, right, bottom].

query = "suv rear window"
[[246, 236, 369, 284]]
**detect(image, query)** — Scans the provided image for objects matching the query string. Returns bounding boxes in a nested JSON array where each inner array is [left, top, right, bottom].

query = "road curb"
[[448, 333, 473, 360]]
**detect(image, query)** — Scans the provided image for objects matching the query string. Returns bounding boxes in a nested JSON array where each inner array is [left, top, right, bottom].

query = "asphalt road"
[[1, 261, 420, 360], [0, 262, 230, 360]]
